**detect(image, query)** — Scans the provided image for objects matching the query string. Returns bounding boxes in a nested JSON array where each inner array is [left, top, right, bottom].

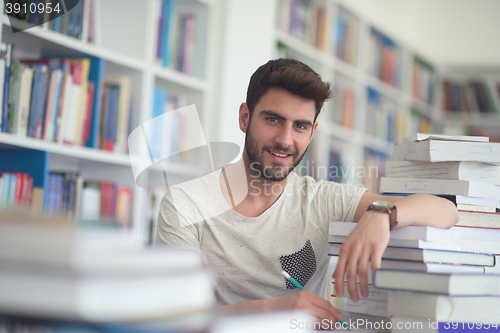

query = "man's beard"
[[244, 124, 308, 182]]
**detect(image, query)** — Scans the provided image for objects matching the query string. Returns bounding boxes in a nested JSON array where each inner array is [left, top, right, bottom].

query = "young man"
[[156, 59, 458, 322]]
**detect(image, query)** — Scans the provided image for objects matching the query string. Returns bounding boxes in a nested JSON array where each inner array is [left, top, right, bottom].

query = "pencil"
[[281, 270, 348, 329]]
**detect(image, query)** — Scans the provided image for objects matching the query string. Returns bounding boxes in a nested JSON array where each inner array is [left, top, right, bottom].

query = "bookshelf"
[[439, 68, 500, 142], [275, 0, 441, 193], [0, 0, 218, 243]]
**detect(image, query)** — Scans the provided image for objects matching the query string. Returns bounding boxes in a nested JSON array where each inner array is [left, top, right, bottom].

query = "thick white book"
[[329, 221, 460, 243], [378, 259, 486, 274], [0, 224, 204, 274], [456, 222, 500, 253], [329, 236, 461, 251], [0, 268, 215, 322], [328, 243, 495, 266], [387, 290, 500, 322], [399, 133, 489, 144], [385, 160, 500, 185], [392, 140, 500, 164], [460, 239, 500, 255], [379, 177, 500, 202], [454, 226, 500, 240], [453, 195, 500, 209], [374, 270, 500, 295], [456, 203, 497, 212], [340, 298, 388, 317], [455, 210, 500, 229]]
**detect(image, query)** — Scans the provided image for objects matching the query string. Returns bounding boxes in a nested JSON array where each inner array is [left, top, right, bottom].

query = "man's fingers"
[[332, 244, 350, 297], [346, 242, 362, 303], [306, 291, 343, 320], [370, 245, 386, 283], [293, 291, 343, 322], [357, 253, 370, 299]]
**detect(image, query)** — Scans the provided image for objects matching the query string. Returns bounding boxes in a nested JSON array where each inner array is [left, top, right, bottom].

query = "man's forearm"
[[393, 193, 459, 229]]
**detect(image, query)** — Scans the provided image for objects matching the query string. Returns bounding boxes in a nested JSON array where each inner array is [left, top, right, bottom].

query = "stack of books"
[[367, 133, 500, 328], [0, 171, 33, 209], [377, 270, 500, 331], [382, 133, 500, 272], [0, 217, 216, 327], [328, 221, 493, 320]]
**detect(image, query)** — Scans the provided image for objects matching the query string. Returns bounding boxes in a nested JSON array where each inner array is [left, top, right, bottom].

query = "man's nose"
[[274, 124, 293, 150]]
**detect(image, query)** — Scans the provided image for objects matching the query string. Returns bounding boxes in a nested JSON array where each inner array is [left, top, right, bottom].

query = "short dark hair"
[[246, 58, 332, 121]]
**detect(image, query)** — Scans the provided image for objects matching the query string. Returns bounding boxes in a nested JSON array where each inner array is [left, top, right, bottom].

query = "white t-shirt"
[[156, 169, 366, 305]]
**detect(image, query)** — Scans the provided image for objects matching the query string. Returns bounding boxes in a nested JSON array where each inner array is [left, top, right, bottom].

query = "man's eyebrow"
[[260, 110, 313, 127]]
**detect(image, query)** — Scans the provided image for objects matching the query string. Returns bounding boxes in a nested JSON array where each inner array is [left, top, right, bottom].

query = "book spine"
[[36, 65, 49, 139], [28, 64, 42, 138], [81, 81, 94, 146], [0, 57, 5, 133], [2, 44, 12, 133], [8, 60, 20, 134], [104, 86, 118, 152], [17, 66, 34, 137]]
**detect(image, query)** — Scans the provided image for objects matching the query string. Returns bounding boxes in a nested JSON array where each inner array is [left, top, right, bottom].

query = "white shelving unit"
[[0, 0, 219, 243], [275, 0, 441, 192]]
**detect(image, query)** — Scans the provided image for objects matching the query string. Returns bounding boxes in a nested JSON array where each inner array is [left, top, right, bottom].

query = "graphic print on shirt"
[[280, 239, 317, 289]]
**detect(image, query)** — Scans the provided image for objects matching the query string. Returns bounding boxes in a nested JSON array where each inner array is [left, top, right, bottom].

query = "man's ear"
[[310, 120, 319, 138], [239, 103, 250, 133]]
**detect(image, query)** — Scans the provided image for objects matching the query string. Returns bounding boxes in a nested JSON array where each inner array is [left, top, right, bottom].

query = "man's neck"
[[219, 159, 288, 218]]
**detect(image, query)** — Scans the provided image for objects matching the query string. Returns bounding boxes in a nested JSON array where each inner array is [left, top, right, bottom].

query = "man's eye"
[[267, 117, 278, 122], [296, 124, 306, 130]]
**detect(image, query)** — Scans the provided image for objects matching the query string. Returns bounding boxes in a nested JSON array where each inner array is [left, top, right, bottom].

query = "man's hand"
[[221, 291, 343, 323], [332, 211, 390, 302]]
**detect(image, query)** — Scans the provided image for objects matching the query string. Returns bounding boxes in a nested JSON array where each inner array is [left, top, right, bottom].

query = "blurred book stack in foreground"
[[0, 214, 216, 331]]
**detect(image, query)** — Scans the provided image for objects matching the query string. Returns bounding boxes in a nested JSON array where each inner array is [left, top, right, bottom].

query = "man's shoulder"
[[169, 168, 221, 192], [162, 168, 221, 207]]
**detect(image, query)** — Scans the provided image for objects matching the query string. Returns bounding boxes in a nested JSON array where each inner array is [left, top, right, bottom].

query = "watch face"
[[373, 201, 395, 209]]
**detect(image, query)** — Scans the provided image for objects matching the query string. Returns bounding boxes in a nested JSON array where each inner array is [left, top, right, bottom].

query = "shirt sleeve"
[[155, 189, 201, 250], [326, 182, 368, 222]]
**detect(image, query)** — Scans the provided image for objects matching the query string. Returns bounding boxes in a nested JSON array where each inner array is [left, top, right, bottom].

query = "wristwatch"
[[366, 201, 398, 231]]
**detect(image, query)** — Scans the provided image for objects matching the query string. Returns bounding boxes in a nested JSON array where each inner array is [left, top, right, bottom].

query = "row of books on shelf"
[[149, 87, 191, 164], [443, 78, 500, 114], [80, 178, 132, 227], [365, 87, 397, 142], [154, 0, 199, 74], [277, 0, 327, 50], [329, 134, 500, 326], [334, 8, 358, 65], [0, 171, 34, 209], [412, 57, 435, 104], [6, 0, 99, 44], [0, 43, 139, 153], [329, 82, 432, 144], [0, 170, 132, 227], [330, 80, 354, 128], [367, 28, 403, 89]]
